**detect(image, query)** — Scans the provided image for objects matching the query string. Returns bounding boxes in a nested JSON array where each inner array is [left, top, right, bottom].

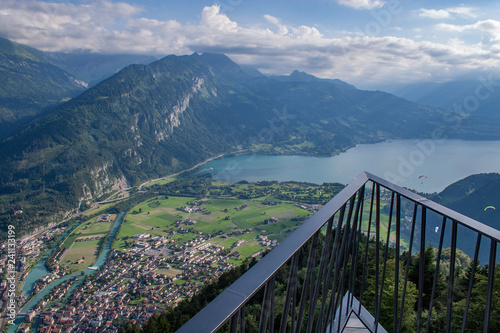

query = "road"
[[137, 153, 225, 190]]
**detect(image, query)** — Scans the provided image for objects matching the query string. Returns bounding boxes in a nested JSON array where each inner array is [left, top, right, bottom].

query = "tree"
[[409, 246, 446, 310], [365, 259, 418, 332]]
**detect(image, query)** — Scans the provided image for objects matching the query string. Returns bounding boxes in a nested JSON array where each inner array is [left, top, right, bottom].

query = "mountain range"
[[0, 38, 498, 235], [0, 37, 155, 136], [383, 79, 500, 139]]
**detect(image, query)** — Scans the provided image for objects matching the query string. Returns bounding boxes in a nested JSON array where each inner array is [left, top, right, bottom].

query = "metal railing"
[[177, 172, 500, 333]]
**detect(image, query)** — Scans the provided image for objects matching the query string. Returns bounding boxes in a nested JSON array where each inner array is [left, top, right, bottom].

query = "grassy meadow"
[[113, 193, 313, 263]]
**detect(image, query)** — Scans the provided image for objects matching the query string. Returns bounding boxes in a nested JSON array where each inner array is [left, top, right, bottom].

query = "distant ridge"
[[269, 70, 356, 90], [0, 37, 157, 136], [0, 37, 86, 136]]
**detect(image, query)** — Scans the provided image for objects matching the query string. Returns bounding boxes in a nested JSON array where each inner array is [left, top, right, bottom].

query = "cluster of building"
[[264, 217, 279, 224], [13, 227, 64, 262], [96, 214, 114, 223], [32, 277, 79, 315], [293, 203, 322, 212], [32, 233, 242, 332], [177, 205, 204, 214], [174, 219, 197, 227], [258, 235, 278, 247], [0, 226, 68, 327], [2, 199, 296, 332]]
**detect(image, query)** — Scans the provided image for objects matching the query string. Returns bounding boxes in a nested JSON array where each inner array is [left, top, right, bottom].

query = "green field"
[[114, 195, 312, 249], [235, 244, 264, 258], [146, 177, 177, 187], [110, 192, 314, 271], [62, 217, 112, 249], [82, 202, 114, 217], [156, 267, 183, 277], [174, 279, 186, 286], [60, 240, 100, 273]]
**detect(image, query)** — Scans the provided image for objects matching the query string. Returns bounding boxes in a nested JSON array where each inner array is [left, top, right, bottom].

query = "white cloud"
[[200, 5, 238, 31], [333, 0, 385, 10], [417, 9, 451, 19], [416, 6, 476, 20], [447, 6, 477, 19], [263, 14, 288, 36], [0, 0, 146, 52], [0, 1, 498, 87], [437, 19, 500, 42]]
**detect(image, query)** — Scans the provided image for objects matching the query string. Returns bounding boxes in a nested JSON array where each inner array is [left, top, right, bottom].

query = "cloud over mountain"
[[0, 1, 499, 88]]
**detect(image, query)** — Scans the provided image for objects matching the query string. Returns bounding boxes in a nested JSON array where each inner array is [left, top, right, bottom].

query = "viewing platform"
[[177, 172, 500, 332]]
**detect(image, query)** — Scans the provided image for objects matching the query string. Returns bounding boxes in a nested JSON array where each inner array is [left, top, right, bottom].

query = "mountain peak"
[[289, 70, 317, 82], [197, 53, 244, 75]]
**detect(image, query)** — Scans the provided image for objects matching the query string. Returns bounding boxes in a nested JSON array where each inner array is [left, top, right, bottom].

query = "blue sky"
[[1, 0, 500, 88]]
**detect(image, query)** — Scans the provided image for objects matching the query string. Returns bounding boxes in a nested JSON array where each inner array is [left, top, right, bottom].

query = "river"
[[9, 210, 127, 332], [201, 139, 500, 193]]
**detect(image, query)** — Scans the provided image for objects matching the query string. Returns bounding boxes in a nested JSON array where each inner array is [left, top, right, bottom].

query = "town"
[[1, 179, 343, 332]]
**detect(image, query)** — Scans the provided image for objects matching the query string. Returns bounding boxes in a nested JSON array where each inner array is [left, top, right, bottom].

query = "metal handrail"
[[177, 171, 499, 333]]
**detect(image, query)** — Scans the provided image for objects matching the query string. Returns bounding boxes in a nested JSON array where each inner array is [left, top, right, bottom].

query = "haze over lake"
[[202, 140, 500, 193]]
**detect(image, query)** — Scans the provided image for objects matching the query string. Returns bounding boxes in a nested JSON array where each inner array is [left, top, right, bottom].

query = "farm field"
[[60, 239, 101, 273], [57, 214, 114, 272], [114, 194, 313, 258], [62, 216, 114, 248]]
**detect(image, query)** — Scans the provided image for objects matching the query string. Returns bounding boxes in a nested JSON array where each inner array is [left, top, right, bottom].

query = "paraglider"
[[484, 206, 496, 211], [419, 175, 428, 179]]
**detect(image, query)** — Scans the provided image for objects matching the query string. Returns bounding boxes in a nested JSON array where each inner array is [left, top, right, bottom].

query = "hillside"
[[423, 173, 500, 263], [0, 52, 451, 234], [0, 37, 87, 136], [431, 173, 500, 227], [384, 80, 500, 140]]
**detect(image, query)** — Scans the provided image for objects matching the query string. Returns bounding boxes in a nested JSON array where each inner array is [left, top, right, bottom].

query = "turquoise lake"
[[201, 139, 500, 193]]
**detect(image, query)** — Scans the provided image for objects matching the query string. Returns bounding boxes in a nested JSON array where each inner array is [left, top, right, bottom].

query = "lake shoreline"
[[200, 139, 500, 194]]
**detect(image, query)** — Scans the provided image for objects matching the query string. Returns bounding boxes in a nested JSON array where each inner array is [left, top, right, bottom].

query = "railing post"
[[374, 184, 381, 332], [393, 194, 400, 333], [307, 216, 334, 333], [417, 206, 426, 333], [357, 184, 375, 315], [425, 216, 446, 333], [280, 253, 299, 333], [295, 232, 319, 332], [259, 275, 276, 333], [445, 221, 457, 333], [378, 192, 394, 332], [484, 239, 497, 333], [397, 202, 418, 332], [461, 234, 481, 332]]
